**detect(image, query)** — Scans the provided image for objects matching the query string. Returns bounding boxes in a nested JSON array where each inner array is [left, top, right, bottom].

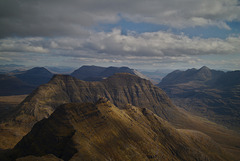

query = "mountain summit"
[[13, 73, 179, 125], [0, 73, 184, 149], [159, 66, 223, 85], [15, 67, 53, 86], [158, 66, 240, 131], [0, 67, 53, 96], [71, 65, 149, 81]]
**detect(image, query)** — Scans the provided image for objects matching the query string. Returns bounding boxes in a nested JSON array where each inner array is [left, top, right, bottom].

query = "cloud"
[[1, 29, 239, 69], [0, 37, 48, 53], [82, 29, 239, 57], [0, 0, 240, 37]]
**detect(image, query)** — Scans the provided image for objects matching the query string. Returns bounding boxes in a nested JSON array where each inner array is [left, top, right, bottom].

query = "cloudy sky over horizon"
[[0, 0, 240, 71]]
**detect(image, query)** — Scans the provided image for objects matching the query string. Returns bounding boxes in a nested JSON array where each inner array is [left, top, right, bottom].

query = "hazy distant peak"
[[198, 66, 210, 72], [159, 66, 215, 85], [186, 68, 197, 72], [80, 65, 106, 69], [196, 66, 212, 80], [30, 67, 47, 70], [71, 65, 149, 81], [19, 67, 53, 76]]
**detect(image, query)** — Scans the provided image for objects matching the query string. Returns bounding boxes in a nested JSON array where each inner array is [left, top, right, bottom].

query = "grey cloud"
[[1, 0, 240, 37], [0, 37, 48, 53], [1, 30, 239, 64], [81, 29, 240, 57]]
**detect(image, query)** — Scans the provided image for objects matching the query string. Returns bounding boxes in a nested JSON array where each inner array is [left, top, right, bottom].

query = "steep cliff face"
[[12, 73, 180, 126], [0, 73, 185, 149], [1, 100, 232, 161]]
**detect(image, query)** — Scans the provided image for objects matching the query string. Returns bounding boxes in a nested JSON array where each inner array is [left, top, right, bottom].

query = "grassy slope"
[[176, 107, 240, 161]]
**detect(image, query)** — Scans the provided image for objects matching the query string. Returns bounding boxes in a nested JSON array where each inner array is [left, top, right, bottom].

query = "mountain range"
[[0, 73, 180, 129], [158, 66, 240, 131], [0, 98, 233, 161], [0, 72, 240, 160], [0, 65, 240, 160], [0, 66, 149, 96]]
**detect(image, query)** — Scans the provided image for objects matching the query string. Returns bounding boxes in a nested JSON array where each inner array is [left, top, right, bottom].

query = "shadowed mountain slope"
[[15, 67, 53, 86], [11, 73, 181, 126], [71, 65, 149, 81], [1, 99, 232, 161], [159, 66, 224, 86], [0, 67, 53, 96], [158, 67, 240, 131], [0, 74, 35, 96]]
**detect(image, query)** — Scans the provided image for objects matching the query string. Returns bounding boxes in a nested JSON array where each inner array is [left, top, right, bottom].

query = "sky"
[[0, 0, 240, 71]]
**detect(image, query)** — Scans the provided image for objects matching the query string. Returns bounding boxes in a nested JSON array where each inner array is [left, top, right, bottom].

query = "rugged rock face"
[[13, 73, 180, 125], [0, 73, 185, 150], [1, 100, 232, 161], [71, 65, 149, 81], [158, 66, 240, 131]]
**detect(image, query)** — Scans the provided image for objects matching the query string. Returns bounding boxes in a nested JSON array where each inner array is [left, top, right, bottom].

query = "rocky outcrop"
[[13, 73, 180, 126]]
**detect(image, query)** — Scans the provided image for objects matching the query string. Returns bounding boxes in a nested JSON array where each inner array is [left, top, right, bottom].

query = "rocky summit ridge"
[[1, 99, 232, 161], [0, 73, 184, 150], [13, 73, 180, 125]]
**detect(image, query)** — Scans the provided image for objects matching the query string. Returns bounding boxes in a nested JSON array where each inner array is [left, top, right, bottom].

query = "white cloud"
[[82, 29, 240, 57], [1, 29, 239, 69], [0, 37, 48, 53]]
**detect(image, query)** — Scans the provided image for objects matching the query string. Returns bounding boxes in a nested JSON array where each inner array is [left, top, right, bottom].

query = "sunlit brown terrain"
[[0, 73, 239, 160], [0, 99, 234, 160]]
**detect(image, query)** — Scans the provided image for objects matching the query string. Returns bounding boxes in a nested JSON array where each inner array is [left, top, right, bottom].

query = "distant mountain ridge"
[[0, 67, 53, 96], [159, 66, 224, 85], [15, 67, 53, 86], [0, 74, 35, 96], [158, 66, 240, 131], [0, 66, 149, 96], [71, 65, 149, 81]]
